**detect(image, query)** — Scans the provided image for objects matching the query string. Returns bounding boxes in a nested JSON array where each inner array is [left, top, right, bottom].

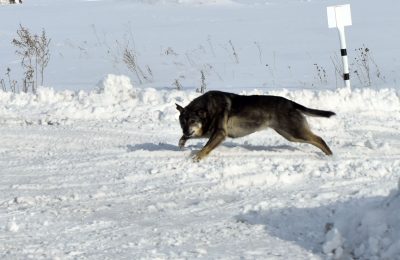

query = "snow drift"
[[323, 181, 400, 260], [0, 74, 399, 125], [237, 181, 400, 260]]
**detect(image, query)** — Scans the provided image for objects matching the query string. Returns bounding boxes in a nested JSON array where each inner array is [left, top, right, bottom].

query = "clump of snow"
[[96, 74, 137, 104], [323, 227, 344, 259], [6, 219, 19, 233], [323, 182, 400, 260]]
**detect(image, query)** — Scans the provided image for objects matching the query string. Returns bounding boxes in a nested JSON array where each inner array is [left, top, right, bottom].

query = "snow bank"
[[246, 87, 400, 113], [0, 75, 192, 124], [323, 181, 400, 260], [0, 74, 399, 125]]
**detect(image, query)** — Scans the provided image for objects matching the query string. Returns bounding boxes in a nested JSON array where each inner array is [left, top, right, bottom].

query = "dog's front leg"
[[194, 109, 229, 162], [194, 129, 226, 162], [179, 135, 189, 149]]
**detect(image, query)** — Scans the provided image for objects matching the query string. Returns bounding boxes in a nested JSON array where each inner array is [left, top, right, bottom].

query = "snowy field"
[[1, 0, 400, 91], [1, 0, 400, 259]]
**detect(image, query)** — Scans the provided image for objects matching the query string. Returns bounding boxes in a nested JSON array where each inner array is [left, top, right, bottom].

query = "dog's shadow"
[[223, 141, 299, 153], [126, 143, 181, 152], [126, 141, 299, 153]]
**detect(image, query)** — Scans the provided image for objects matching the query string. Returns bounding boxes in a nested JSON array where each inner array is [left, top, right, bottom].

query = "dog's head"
[[176, 103, 207, 138]]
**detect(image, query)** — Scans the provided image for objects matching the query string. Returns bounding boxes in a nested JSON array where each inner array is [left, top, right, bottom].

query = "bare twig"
[[5, 67, 17, 93], [228, 40, 239, 64], [37, 29, 51, 86], [330, 54, 343, 88], [197, 70, 207, 93], [123, 47, 152, 84], [313, 63, 328, 86], [0, 79, 5, 92], [123, 48, 143, 84], [254, 41, 263, 64], [173, 79, 183, 90]]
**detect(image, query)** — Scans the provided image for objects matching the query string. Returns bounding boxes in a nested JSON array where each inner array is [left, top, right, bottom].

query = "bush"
[[11, 24, 51, 93], [0, 25, 51, 93]]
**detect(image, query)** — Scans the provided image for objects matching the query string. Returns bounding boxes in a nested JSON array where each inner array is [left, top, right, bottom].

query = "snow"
[[1, 76, 400, 259], [321, 187, 400, 260], [1, 0, 400, 259]]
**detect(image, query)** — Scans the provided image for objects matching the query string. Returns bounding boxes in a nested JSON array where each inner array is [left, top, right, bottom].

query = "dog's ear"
[[176, 103, 184, 113], [197, 110, 207, 119]]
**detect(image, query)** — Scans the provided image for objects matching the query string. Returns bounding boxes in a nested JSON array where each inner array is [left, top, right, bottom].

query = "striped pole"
[[338, 27, 350, 88], [327, 4, 352, 88]]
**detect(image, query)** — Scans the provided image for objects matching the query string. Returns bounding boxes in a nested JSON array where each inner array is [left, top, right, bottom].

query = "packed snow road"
[[1, 81, 400, 259]]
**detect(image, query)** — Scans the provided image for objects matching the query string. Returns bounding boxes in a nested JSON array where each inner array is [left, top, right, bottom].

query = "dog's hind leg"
[[301, 130, 333, 155], [273, 112, 333, 155], [274, 127, 332, 155]]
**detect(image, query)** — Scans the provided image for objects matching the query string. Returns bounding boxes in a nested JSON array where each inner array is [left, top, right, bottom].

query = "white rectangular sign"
[[327, 4, 352, 28]]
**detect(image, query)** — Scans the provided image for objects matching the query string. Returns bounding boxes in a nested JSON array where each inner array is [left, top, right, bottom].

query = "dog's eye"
[[188, 119, 196, 124]]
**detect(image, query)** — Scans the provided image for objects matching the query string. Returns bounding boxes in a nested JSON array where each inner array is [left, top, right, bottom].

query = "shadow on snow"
[[126, 143, 181, 152], [126, 141, 300, 153], [235, 196, 385, 256]]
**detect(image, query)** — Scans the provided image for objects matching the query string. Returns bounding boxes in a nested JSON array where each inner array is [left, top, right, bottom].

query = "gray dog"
[[176, 91, 335, 161]]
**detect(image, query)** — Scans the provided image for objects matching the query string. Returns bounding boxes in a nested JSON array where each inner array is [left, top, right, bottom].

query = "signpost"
[[327, 4, 352, 88]]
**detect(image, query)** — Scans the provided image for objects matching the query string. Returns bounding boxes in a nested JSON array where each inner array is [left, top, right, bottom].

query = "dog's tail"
[[294, 103, 336, 118]]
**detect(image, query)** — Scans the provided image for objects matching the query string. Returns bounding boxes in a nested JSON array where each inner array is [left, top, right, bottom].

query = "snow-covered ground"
[[1, 0, 400, 259], [1, 0, 400, 90], [1, 75, 400, 259]]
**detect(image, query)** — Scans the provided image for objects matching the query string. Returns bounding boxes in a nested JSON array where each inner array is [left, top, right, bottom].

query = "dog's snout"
[[184, 130, 194, 137]]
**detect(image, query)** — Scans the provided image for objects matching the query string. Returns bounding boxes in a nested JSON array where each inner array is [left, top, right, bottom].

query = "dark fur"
[[176, 91, 335, 161]]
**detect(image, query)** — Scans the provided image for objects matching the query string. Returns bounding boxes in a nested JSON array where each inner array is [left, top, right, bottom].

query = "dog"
[[176, 90, 335, 161]]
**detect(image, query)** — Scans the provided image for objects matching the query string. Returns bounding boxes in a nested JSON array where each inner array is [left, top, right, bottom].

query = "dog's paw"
[[178, 138, 187, 149], [192, 151, 207, 162], [192, 155, 201, 162], [178, 142, 185, 149]]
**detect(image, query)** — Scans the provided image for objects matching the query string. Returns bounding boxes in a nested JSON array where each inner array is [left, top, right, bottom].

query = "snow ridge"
[[0, 74, 399, 125], [323, 184, 400, 259]]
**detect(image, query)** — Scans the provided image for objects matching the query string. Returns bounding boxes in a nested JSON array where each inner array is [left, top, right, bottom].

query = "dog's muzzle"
[[184, 131, 195, 138]]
